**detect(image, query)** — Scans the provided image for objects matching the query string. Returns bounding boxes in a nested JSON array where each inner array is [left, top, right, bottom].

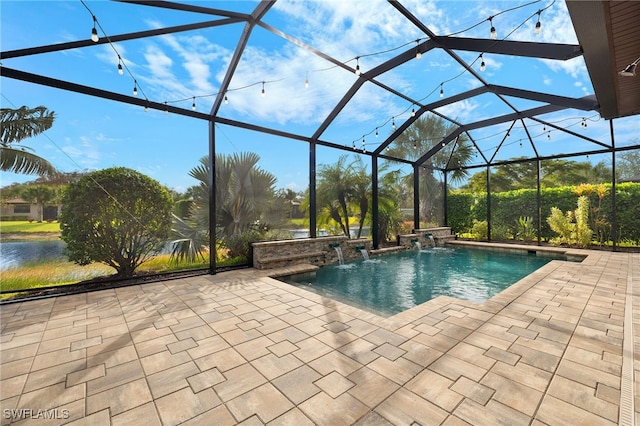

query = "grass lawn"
[[0, 221, 61, 233]]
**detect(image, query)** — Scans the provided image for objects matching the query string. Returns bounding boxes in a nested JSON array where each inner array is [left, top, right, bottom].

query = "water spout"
[[413, 240, 421, 250], [426, 234, 435, 247], [360, 248, 369, 260], [333, 246, 344, 265]]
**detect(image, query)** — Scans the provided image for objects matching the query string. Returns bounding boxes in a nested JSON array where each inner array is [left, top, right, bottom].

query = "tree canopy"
[[60, 167, 173, 277]]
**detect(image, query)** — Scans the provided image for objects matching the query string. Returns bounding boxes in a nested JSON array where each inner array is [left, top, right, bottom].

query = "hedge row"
[[447, 182, 640, 244]]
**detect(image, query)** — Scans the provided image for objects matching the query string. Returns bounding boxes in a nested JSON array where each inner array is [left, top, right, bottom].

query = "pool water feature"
[[285, 246, 568, 316]]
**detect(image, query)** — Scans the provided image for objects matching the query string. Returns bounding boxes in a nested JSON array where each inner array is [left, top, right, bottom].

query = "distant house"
[[1, 198, 60, 221]]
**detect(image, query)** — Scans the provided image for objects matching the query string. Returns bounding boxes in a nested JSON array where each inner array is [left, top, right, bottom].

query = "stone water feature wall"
[[252, 227, 453, 270], [398, 227, 455, 249], [252, 236, 372, 270]]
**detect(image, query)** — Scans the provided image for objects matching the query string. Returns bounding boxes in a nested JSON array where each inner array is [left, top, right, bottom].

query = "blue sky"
[[1, 0, 637, 193]]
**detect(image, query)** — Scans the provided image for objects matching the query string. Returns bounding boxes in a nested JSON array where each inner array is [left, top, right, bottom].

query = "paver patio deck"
[[1, 243, 639, 425]]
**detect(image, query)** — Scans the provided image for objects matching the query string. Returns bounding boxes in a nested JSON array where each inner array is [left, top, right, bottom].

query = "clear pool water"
[[285, 246, 565, 316]]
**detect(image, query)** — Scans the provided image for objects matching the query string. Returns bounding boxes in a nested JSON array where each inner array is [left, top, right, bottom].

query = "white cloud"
[[435, 99, 479, 123]]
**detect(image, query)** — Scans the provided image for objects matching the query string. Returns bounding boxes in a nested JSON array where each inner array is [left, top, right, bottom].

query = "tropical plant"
[[387, 115, 474, 224], [471, 220, 488, 240], [171, 153, 279, 262], [546, 196, 592, 247], [316, 155, 354, 237], [574, 196, 593, 248], [575, 183, 610, 245], [516, 215, 535, 241], [547, 207, 573, 245], [20, 185, 57, 222], [60, 167, 173, 277], [0, 105, 57, 177]]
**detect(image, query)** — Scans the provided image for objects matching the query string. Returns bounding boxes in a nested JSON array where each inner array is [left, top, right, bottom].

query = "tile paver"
[[0, 244, 637, 425]]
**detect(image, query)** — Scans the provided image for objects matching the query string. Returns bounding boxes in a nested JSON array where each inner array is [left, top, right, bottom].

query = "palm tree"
[[1, 106, 57, 177], [387, 115, 474, 224], [350, 157, 371, 239], [170, 152, 278, 262], [317, 155, 354, 237], [20, 185, 56, 222]]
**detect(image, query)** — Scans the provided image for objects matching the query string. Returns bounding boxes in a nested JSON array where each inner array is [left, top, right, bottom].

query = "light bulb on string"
[[415, 40, 422, 60], [547, 131, 551, 141], [164, 102, 168, 115], [352, 140, 357, 150], [305, 72, 309, 88], [535, 11, 542, 35], [355, 57, 361, 76], [261, 82, 265, 97], [413, 140, 417, 150], [133, 81, 138, 96], [117, 57, 123, 75], [479, 54, 486, 72], [224, 95, 229, 105], [375, 128, 379, 138], [411, 105, 416, 117], [362, 137, 366, 153], [581, 118, 587, 128], [192, 97, 196, 111], [91, 16, 99, 42], [439, 83, 444, 98], [489, 17, 497, 39], [392, 117, 396, 130]]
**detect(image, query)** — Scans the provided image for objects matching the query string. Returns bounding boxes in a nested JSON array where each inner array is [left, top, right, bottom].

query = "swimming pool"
[[284, 246, 567, 316]]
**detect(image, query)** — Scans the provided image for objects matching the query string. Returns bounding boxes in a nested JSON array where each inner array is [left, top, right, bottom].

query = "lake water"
[[0, 240, 67, 270]]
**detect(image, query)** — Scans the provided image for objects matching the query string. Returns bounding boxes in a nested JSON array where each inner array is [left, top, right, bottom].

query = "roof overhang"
[[567, 0, 640, 119]]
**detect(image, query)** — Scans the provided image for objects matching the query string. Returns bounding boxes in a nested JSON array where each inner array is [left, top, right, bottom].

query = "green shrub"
[[547, 207, 573, 245], [516, 216, 535, 241], [448, 182, 640, 246], [574, 196, 592, 248], [471, 220, 488, 241]]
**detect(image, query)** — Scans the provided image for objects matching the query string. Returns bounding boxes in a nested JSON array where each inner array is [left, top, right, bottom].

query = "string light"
[[375, 128, 379, 138], [362, 137, 366, 152], [413, 140, 417, 150], [164, 101, 168, 115], [117, 56, 123, 75], [547, 131, 551, 140], [479, 53, 486, 72], [415, 40, 422, 60], [133, 80, 138, 96], [261, 81, 265, 96], [355, 57, 361, 76], [489, 17, 497, 39], [90, 15, 99, 42], [581, 118, 587, 128], [224, 95, 229, 104], [535, 11, 542, 35], [392, 117, 396, 130], [192, 97, 196, 111], [352, 140, 357, 150], [439, 83, 444, 98], [411, 105, 416, 117]]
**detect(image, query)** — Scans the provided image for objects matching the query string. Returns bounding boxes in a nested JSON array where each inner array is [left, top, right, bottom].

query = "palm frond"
[[0, 106, 55, 144], [0, 147, 57, 177]]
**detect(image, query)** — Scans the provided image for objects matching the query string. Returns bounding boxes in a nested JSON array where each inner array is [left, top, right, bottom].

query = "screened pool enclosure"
[[1, 0, 639, 286]]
